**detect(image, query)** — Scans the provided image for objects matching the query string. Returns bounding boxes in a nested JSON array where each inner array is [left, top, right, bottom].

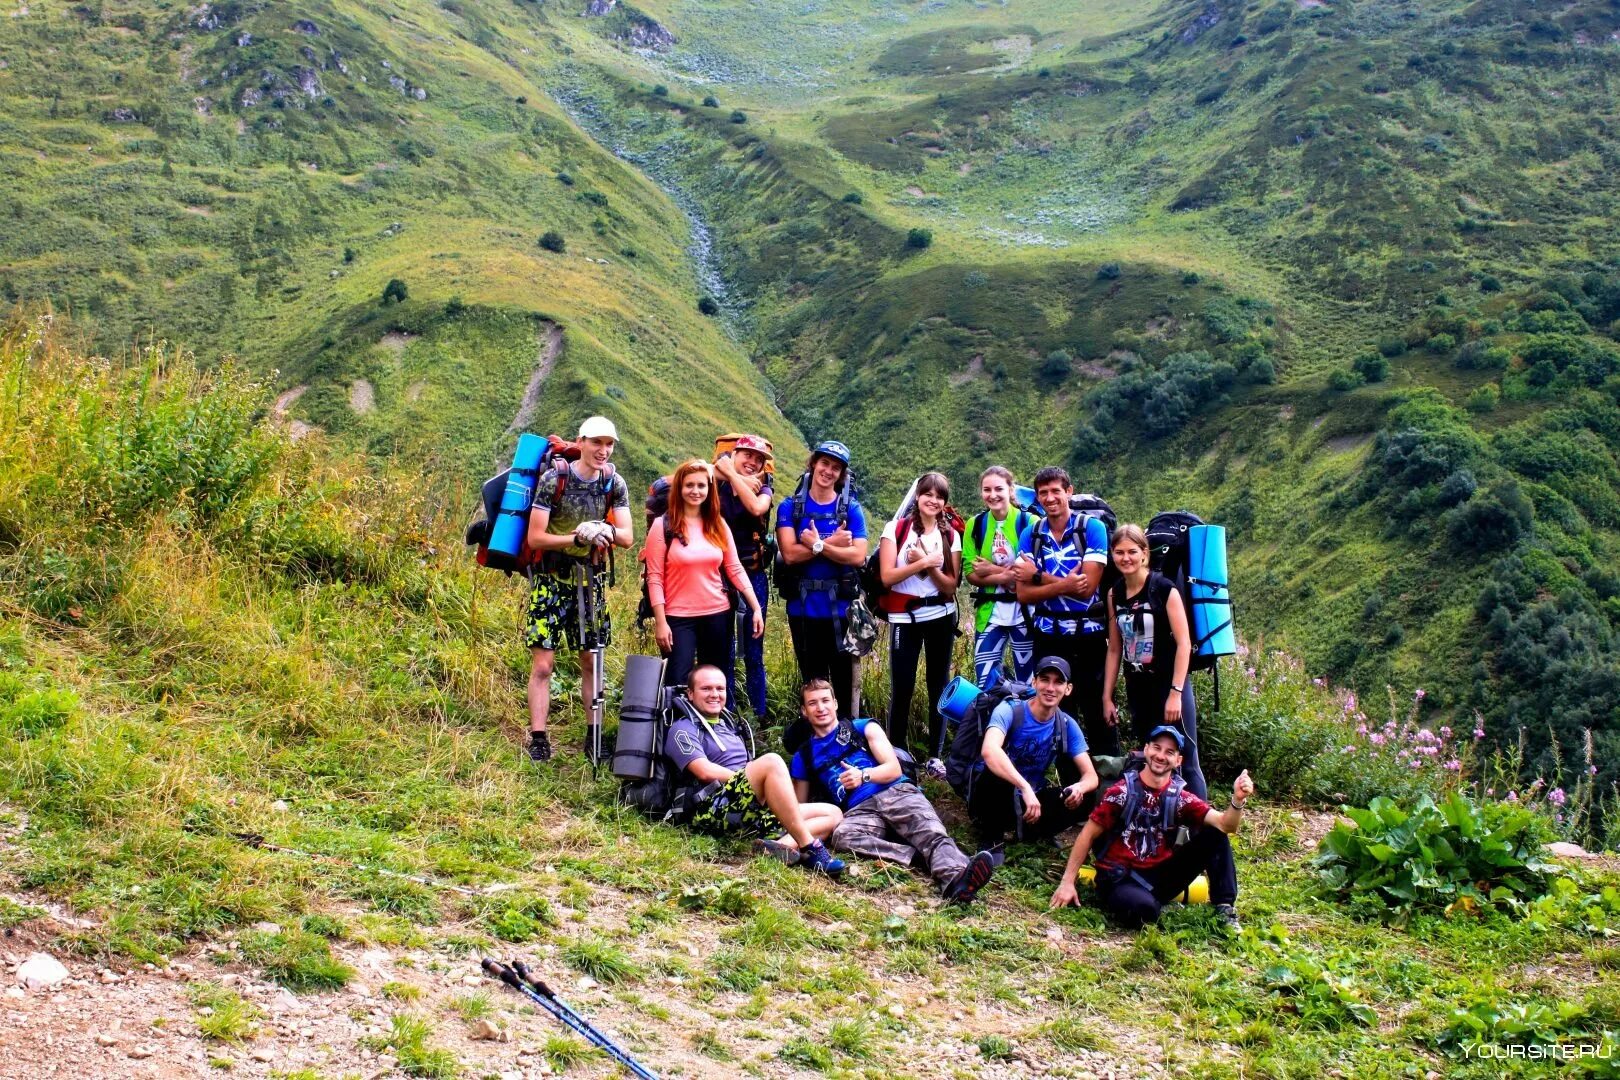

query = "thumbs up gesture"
[[1233, 769, 1255, 804]]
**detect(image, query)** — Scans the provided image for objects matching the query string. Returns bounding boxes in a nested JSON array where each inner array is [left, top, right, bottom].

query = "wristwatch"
[[1170, 683, 1183, 693], [860, 769, 871, 785], [812, 539, 825, 555]]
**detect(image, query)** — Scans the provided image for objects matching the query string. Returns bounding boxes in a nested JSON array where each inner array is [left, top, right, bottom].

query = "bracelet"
[[1231, 800, 1247, 810]]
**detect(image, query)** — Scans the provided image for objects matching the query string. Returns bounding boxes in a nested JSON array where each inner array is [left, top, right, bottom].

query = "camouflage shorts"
[[524, 570, 611, 653], [690, 770, 781, 837]]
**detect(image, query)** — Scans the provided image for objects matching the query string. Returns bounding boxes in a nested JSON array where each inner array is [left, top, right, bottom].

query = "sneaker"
[[922, 757, 948, 781], [752, 838, 802, 867], [944, 849, 997, 904], [796, 840, 847, 879], [527, 730, 553, 763], [1212, 903, 1242, 933]]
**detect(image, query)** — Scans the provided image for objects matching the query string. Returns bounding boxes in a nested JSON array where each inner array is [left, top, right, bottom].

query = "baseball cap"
[[733, 434, 773, 460], [1146, 725, 1186, 750], [812, 439, 851, 466], [577, 416, 618, 441], [1033, 655, 1071, 681]]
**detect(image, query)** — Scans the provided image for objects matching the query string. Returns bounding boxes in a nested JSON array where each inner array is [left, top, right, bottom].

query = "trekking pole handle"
[[511, 959, 556, 999], [481, 957, 522, 988]]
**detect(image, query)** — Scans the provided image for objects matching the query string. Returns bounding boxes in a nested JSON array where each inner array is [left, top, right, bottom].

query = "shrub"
[[1245, 355, 1277, 384], [652, 84, 668, 97], [1479, 274, 1502, 292], [1352, 352, 1389, 382], [1327, 368, 1364, 391], [1315, 793, 1559, 922], [697, 296, 719, 316], [906, 228, 933, 250], [515, 95, 527, 105], [1454, 341, 1510, 371], [1040, 349, 1073, 386], [1444, 483, 1533, 553], [555, 171, 573, 186], [1182, 270, 1201, 285], [538, 231, 565, 253], [1465, 384, 1500, 413], [702, 95, 718, 107], [1376, 336, 1406, 357], [342, 247, 356, 264], [729, 110, 747, 124], [1426, 333, 1457, 354], [1096, 262, 1121, 280], [841, 192, 863, 204], [381, 278, 408, 305]]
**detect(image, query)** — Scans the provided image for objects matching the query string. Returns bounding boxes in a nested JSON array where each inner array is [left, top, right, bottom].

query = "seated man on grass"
[[790, 680, 997, 903], [969, 656, 1100, 850], [1049, 725, 1253, 930], [665, 665, 847, 878]]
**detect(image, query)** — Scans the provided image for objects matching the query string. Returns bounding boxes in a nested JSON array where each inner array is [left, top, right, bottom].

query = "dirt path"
[[269, 385, 315, 442], [348, 379, 375, 415], [506, 322, 563, 437]]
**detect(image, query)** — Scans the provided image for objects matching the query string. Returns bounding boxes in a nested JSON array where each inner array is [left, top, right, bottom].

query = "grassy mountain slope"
[[0, 0, 803, 483]]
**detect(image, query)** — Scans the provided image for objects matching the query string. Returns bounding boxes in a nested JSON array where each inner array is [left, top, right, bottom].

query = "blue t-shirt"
[[788, 717, 896, 809], [775, 493, 868, 619], [1021, 512, 1109, 636], [979, 699, 1086, 791]]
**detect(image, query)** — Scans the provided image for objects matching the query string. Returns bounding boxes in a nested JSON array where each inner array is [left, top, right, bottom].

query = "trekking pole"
[[576, 557, 608, 772], [480, 959, 659, 1080]]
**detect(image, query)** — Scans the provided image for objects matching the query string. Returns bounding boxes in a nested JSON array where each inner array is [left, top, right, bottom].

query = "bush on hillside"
[[381, 278, 408, 305], [539, 231, 566, 253], [1376, 336, 1406, 358], [1352, 352, 1389, 382], [702, 95, 719, 108], [1096, 262, 1121, 281], [842, 192, 863, 204], [730, 110, 748, 124], [697, 296, 719, 316], [1465, 383, 1500, 412], [1454, 341, 1510, 371], [906, 228, 933, 250], [1040, 349, 1073, 386], [1328, 368, 1364, 391], [652, 84, 668, 97], [1444, 483, 1533, 553]]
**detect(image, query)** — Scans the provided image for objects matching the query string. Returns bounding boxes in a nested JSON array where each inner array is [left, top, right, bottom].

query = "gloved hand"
[[574, 520, 616, 548]]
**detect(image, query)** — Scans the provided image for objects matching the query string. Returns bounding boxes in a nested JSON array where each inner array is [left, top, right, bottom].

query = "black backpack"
[[1144, 511, 1222, 675], [1096, 763, 1188, 867], [1028, 494, 1118, 619], [793, 719, 919, 804], [943, 679, 1037, 799]]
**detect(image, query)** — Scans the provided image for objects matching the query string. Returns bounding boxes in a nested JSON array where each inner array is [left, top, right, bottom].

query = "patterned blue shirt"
[[788, 718, 897, 809], [1021, 511, 1110, 635]]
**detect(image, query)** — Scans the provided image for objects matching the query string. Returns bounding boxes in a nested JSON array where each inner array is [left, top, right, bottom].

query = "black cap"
[[1146, 725, 1186, 750], [1033, 655, 1071, 681]]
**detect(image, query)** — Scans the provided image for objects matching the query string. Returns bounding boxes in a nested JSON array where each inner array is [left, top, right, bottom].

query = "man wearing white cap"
[[521, 416, 633, 762]]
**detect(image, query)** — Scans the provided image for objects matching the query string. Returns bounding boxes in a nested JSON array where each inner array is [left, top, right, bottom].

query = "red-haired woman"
[[644, 460, 764, 689]]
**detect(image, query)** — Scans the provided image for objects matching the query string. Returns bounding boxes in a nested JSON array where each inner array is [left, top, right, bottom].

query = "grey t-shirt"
[[533, 464, 630, 564], [664, 714, 750, 777]]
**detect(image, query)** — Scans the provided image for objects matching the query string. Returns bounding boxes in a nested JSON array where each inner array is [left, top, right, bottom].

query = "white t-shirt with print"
[[881, 518, 960, 623]]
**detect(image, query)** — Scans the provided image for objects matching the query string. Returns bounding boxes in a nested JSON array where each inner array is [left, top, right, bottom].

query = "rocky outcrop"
[[292, 19, 320, 35], [1180, 4, 1223, 43], [388, 74, 427, 100], [104, 107, 140, 123], [584, 0, 617, 14], [295, 68, 322, 98], [623, 14, 676, 51]]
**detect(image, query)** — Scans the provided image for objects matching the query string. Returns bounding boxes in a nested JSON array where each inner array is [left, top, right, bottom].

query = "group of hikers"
[[502, 417, 1254, 928]]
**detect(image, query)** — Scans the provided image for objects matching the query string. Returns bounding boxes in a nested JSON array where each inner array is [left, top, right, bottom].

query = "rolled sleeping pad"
[[1013, 485, 1037, 512], [938, 676, 981, 725], [1188, 523, 1236, 659], [488, 433, 549, 558], [1076, 866, 1210, 904], [611, 655, 668, 781]]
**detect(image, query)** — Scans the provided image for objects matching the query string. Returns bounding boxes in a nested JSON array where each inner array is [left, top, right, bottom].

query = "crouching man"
[[666, 665, 848, 877], [1049, 726, 1253, 930], [790, 680, 997, 903]]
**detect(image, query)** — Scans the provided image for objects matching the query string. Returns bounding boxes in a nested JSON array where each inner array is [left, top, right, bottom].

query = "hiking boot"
[[752, 838, 802, 867], [1213, 903, 1242, 933], [796, 840, 846, 879], [944, 850, 997, 905], [922, 757, 948, 781], [527, 730, 553, 763]]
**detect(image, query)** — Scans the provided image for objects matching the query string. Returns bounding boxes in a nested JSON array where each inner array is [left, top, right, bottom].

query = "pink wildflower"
[[1506, 791, 1519, 802], [1370, 733, 1386, 746], [1444, 759, 1461, 771], [1356, 724, 1368, 736], [1439, 726, 1452, 739], [1415, 688, 1426, 701], [1549, 788, 1567, 808], [1313, 677, 1326, 688], [1473, 728, 1485, 740]]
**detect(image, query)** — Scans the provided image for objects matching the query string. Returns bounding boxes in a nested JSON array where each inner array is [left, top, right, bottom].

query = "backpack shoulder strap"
[[971, 511, 990, 552]]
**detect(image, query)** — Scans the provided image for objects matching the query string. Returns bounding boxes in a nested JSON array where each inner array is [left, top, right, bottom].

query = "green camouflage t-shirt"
[[533, 464, 630, 568]]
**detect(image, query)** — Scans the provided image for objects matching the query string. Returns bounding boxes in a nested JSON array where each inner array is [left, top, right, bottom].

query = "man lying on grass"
[[666, 665, 847, 877], [790, 680, 997, 903], [1049, 726, 1254, 931]]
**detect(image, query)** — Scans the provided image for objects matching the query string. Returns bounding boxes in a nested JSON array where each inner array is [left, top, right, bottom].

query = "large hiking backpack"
[[792, 719, 919, 804], [465, 435, 616, 575], [861, 512, 965, 621], [612, 656, 709, 822], [772, 470, 858, 603], [1144, 511, 1220, 674], [943, 679, 1036, 799]]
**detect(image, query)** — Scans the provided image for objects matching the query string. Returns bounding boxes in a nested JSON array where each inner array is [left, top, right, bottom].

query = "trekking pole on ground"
[[576, 557, 608, 773], [481, 959, 659, 1080]]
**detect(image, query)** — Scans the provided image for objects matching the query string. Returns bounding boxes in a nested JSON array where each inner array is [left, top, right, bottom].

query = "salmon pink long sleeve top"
[[644, 515, 756, 618]]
